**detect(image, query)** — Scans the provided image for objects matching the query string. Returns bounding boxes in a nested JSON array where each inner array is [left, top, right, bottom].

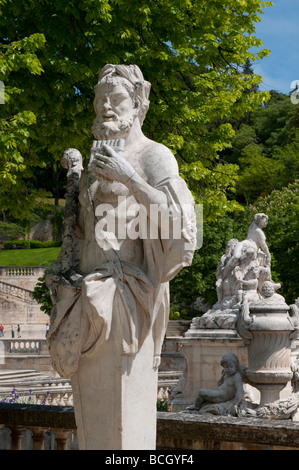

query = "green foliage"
[[157, 399, 168, 411], [0, 0, 272, 220], [250, 91, 297, 150], [32, 274, 53, 316], [0, 29, 49, 218], [223, 91, 299, 204], [0, 221, 25, 242], [272, 130, 299, 188], [236, 145, 285, 203], [169, 303, 198, 320]]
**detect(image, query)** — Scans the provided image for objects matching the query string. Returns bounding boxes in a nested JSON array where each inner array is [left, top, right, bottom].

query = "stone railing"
[[0, 384, 73, 408], [0, 281, 33, 301], [0, 402, 76, 450], [0, 266, 45, 277], [1, 406, 299, 450], [157, 412, 299, 450], [1, 339, 49, 355]]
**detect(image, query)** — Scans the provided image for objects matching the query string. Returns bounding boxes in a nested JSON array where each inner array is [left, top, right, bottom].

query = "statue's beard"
[[91, 115, 134, 140]]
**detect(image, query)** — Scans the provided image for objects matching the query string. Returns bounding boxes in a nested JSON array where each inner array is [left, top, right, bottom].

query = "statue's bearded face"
[[91, 78, 137, 140]]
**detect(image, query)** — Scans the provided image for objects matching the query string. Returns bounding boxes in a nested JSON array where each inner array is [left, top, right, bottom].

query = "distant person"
[[17, 324, 21, 338], [46, 323, 50, 337], [11, 325, 14, 338], [0, 325, 4, 337]]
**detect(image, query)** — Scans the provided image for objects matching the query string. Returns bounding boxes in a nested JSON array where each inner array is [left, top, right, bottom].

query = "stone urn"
[[236, 296, 299, 406]]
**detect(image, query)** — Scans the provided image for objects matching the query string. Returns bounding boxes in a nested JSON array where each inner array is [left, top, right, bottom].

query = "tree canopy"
[[0, 0, 272, 219], [176, 92, 299, 310]]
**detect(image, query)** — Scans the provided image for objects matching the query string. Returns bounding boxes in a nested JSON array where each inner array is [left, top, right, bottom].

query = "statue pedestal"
[[71, 322, 157, 450], [170, 328, 248, 411]]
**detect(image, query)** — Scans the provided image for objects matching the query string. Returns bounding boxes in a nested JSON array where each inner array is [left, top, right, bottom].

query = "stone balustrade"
[[0, 266, 45, 277], [1, 338, 49, 355], [0, 402, 77, 450], [1, 404, 299, 450], [7, 340, 41, 354], [0, 339, 177, 410], [0, 384, 73, 407], [0, 281, 33, 301]]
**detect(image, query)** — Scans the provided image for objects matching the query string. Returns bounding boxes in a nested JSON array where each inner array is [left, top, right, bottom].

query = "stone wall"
[[157, 412, 299, 450], [0, 266, 48, 338], [1, 405, 299, 450]]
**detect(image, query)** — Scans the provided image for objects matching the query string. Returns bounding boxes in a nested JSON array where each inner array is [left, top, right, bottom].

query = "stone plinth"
[[71, 323, 158, 450]]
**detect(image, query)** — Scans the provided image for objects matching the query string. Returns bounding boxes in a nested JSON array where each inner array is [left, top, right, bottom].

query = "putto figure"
[[194, 212, 281, 329], [45, 64, 196, 450], [186, 353, 245, 416]]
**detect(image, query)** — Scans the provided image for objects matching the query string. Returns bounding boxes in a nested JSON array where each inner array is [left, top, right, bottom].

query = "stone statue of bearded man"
[[46, 64, 196, 450]]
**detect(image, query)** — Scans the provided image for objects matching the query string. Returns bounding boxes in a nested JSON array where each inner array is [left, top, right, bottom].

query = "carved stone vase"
[[236, 297, 299, 406]]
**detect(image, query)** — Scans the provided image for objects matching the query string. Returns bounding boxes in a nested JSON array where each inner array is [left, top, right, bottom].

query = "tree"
[[0, 31, 51, 218], [250, 91, 297, 151], [222, 91, 299, 204], [0, 0, 272, 221]]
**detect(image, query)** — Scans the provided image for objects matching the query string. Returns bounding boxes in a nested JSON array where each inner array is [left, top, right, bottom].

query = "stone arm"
[[238, 278, 259, 290], [126, 171, 167, 209], [257, 232, 271, 264], [229, 373, 244, 415], [89, 142, 178, 210], [233, 373, 244, 404]]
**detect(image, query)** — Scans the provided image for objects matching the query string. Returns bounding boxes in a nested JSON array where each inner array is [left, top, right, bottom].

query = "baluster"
[[36, 394, 45, 405], [66, 393, 73, 406], [32, 427, 47, 450], [53, 429, 70, 450], [58, 393, 66, 406], [11, 425, 24, 450], [50, 392, 59, 406]]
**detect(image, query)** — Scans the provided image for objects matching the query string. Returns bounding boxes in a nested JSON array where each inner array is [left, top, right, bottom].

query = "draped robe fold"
[[47, 171, 196, 379]]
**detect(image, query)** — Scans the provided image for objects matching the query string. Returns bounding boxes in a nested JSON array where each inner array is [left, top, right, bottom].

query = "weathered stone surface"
[[193, 213, 279, 330], [45, 64, 196, 450], [157, 411, 299, 450]]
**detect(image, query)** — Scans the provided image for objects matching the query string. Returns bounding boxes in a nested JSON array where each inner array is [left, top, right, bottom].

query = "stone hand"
[[91, 143, 135, 184], [153, 354, 161, 370]]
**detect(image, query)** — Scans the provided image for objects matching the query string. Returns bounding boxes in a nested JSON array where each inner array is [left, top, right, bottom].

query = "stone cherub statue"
[[186, 353, 246, 416], [45, 64, 196, 450], [194, 213, 281, 329]]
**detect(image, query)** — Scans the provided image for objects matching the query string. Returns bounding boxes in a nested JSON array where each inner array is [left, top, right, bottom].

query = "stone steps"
[[158, 370, 183, 388], [0, 370, 41, 380], [166, 320, 191, 337], [0, 370, 57, 387]]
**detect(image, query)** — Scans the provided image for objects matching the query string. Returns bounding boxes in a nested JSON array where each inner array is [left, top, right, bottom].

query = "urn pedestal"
[[236, 299, 297, 407]]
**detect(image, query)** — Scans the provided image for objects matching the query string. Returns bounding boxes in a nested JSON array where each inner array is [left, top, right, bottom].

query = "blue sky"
[[252, 0, 298, 95]]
